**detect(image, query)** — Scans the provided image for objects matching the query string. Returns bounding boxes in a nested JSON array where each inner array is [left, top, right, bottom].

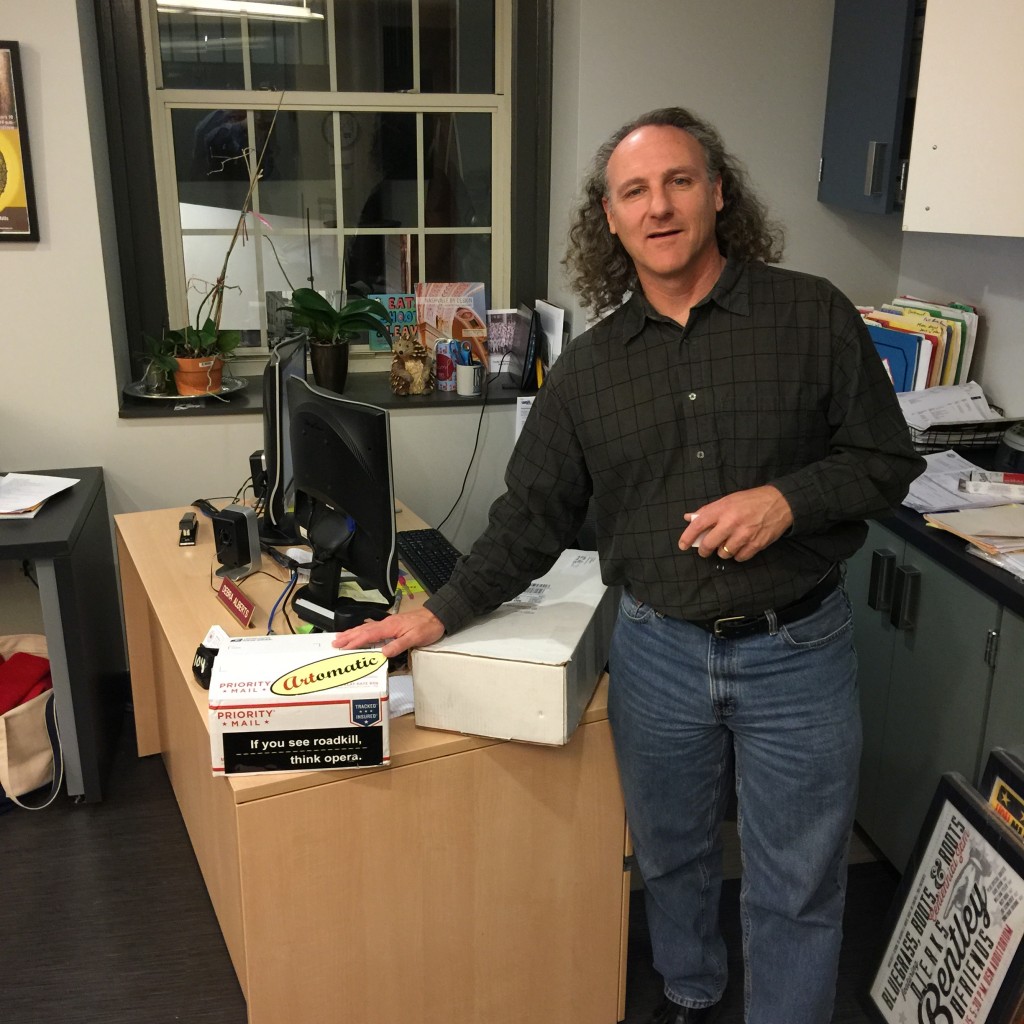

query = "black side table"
[[0, 468, 128, 801]]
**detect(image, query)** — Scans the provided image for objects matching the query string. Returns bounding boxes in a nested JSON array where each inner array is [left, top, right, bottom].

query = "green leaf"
[[335, 312, 393, 346]]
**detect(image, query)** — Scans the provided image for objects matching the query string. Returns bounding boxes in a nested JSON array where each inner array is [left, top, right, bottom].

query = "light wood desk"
[[115, 504, 630, 1024]]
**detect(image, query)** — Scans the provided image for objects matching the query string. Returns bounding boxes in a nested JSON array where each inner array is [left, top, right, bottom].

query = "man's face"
[[602, 125, 724, 290]]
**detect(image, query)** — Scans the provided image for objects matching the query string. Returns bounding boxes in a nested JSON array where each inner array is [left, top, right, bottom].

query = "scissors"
[[453, 341, 473, 365]]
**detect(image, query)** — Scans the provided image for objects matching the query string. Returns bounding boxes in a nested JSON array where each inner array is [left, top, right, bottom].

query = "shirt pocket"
[[713, 380, 818, 488]]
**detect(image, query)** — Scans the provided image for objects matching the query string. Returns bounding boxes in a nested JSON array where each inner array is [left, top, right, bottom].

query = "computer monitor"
[[286, 376, 400, 631], [258, 335, 307, 545]]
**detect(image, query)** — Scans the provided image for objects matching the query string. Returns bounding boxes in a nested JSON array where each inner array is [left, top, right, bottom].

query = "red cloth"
[[0, 652, 53, 715]]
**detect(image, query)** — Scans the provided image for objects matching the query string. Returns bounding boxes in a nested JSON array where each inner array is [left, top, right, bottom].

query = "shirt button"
[[696, 450, 705, 459], [688, 392, 697, 401]]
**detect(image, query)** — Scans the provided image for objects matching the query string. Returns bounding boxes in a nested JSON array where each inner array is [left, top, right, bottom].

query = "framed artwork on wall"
[[0, 41, 39, 242], [865, 772, 1024, 1024]]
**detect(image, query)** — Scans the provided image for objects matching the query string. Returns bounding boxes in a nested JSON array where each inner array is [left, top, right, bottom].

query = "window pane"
[[334, 0, 414, 92], [345, 231, 415, 297], [156, 2, 494, 94], [182, 232, 259, 339], [425, 234, 490, 296], [423, 113, 490, 228], [175, 108, 255, 212], [262, 231, 340, 295], [157, 13, 245, 89], [256, 110, 333, 219], [249, 6, 329, 90], [341, 113, 418, 230], [420, 0, 495, 93]]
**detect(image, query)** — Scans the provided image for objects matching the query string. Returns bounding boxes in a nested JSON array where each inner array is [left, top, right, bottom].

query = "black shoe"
[[646, 994, 723, 1024]]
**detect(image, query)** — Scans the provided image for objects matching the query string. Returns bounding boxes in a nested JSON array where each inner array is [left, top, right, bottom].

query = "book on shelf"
[[368, 293, 417, 352]]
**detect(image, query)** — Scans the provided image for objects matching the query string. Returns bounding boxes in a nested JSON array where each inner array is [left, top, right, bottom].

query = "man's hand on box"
[[332, 607, 444, 659]]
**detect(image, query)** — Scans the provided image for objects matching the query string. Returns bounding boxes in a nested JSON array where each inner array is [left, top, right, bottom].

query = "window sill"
[[118, 370, 530, 419]]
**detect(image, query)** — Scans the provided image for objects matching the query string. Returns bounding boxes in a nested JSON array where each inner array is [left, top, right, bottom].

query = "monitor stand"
[[291, 585, 393, 632], [258, 512, 302, 548]]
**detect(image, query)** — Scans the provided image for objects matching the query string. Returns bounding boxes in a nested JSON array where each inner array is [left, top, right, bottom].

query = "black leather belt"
[[688, 565, 841, 639]]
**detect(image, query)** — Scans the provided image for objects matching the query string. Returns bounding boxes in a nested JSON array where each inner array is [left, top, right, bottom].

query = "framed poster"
[[0, 41, 39, 241], [982, 749, 1024, 845], [866, 773, 1024, 1024]]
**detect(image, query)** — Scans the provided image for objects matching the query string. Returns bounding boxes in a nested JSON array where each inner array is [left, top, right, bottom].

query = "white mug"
[[455, 361, 483, 397]]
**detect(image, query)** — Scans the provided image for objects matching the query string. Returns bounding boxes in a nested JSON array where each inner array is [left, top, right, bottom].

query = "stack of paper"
[[860, 294, 979, 393], [923, 504, 1024, 557], [902, 450, 1008, 513], [0, 473, 78, 519], [896, 382, 1019, 452]]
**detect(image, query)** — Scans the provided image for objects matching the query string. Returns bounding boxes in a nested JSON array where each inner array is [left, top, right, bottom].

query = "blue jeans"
[[608, 584, 861, 1023]]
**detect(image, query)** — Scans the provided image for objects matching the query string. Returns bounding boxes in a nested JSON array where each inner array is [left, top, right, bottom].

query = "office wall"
[[0, 0, 513, 552], [897, 234, 1024, 417], [546, 0, 907, 332]]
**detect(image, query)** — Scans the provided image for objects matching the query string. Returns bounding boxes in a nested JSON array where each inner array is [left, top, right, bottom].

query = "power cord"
[[436, 352, 511, 532]]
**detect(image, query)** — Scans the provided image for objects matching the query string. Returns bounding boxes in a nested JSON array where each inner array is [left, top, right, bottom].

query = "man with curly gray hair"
[[336, 107, 924, 1023]]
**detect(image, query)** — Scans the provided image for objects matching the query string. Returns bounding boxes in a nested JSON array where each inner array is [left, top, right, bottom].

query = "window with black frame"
[[148, 0, 502, 361], [93, 0, 551, 400]]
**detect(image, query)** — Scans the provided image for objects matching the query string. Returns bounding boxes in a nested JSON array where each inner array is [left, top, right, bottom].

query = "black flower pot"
[[309, 341, 349, 394]]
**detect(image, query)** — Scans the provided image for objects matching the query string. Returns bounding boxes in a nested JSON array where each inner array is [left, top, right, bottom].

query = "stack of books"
[[859, 294, 980, 393]]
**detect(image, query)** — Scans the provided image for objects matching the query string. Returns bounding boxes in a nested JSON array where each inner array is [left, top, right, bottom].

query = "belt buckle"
[[712, 614, 747, 638]]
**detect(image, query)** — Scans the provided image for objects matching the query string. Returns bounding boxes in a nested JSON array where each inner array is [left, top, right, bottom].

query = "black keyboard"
[[396, 528, 463, 594]]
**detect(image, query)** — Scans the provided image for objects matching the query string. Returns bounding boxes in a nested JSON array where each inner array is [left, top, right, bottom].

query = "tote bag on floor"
[[0, 634, 63, 810]]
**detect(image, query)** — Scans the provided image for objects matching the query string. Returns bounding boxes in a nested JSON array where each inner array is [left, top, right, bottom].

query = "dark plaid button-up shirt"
[[427, 258, 925, 633]]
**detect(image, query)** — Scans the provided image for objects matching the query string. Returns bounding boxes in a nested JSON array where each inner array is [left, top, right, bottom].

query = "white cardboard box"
[[208, 633, 389, 776], [411, 550, 618, 745]]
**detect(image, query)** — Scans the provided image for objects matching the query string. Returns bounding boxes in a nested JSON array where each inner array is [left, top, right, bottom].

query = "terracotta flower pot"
[[174, 355, 225, 396], [309, 341, 350, 394]]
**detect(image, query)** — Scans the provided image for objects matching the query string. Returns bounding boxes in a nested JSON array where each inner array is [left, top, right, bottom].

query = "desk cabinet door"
[[849, 522, 998, 871], [981, 608, 1024, 758], [846, 522, 902, 841]]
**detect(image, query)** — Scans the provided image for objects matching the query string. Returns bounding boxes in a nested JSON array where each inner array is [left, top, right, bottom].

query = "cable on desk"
[[267, 569, 299, 634], [436, 352, 510, 533]]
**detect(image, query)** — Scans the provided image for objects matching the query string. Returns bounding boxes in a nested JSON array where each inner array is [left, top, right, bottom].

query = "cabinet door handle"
[[889, 565, 921, 631], [868, 548, 897, 610], [864, 140, 887, 197]]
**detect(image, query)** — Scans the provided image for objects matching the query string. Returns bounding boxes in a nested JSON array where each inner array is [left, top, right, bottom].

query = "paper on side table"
[[0, 472, 78, 515]]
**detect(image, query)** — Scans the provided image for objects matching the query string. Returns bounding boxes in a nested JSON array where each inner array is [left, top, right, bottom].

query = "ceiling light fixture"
[[156, 0, 324, 22]]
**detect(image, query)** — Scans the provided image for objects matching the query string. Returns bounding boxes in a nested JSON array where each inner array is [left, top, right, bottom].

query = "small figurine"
[[390, 328, 435, 396]]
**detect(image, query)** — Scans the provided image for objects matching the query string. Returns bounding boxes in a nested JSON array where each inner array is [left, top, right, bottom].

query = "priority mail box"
[[208, 633, 389, 776], [412, 550, 618, 745]]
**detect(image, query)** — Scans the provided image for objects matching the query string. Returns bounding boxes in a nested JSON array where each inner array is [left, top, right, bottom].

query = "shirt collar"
[[622, 256, 752, 342]]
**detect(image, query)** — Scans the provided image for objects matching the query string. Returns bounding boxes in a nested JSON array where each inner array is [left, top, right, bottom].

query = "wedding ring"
[[721, 545, 731, 556]]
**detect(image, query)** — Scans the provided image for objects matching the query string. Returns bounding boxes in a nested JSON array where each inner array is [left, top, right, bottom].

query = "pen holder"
[[455, 361, 483, 397]]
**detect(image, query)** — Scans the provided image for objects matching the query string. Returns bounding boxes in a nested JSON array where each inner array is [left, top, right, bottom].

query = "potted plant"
[[137, 331, 179, 396], [165, 318, 244, 396], [281, 288, 393, 394], [135, 99, 281, 398]]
